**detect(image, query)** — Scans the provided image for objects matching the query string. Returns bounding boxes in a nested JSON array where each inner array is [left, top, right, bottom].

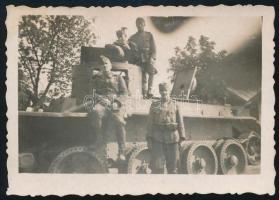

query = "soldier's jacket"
[[90, 71, 128, 98], [128, 31, 156, 63], [147, 99, 186, 143]]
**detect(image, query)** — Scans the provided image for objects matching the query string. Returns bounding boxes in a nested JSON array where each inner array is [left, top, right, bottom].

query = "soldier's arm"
[[176, 104, 187, 140], [149, 33, 156, 60]]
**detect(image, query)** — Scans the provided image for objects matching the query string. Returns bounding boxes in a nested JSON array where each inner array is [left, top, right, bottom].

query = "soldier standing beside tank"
[[87, 55, 128, 161], [129, 17, 157, 98], [146, 83, 187, 174]]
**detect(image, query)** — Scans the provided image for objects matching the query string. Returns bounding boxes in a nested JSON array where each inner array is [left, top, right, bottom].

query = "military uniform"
[[128, 31, 157, 97], [113, 40, 131, 61], [88, 70, 128, 157], [147, 99, 187, 174]]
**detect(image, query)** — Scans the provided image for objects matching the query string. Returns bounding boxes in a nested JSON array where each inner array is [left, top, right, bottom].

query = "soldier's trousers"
[[142, 71, 154, 95], [150, 140, 179, 174], [88, 103, 126, 155], [141, 62, 156, 96]]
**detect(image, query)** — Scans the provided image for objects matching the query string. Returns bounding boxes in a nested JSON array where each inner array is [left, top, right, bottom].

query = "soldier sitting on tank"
[[114, 28, 130, 50], [129, 17, 157, 99], [146, 82, 188, 174], [113, 28, 133, 61], [87, 55, 128, 161]]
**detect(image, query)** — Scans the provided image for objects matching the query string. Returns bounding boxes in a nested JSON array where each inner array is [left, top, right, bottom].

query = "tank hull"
[[18, 105, 260, 173]]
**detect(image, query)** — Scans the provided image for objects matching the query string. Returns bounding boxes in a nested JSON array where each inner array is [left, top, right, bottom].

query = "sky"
[[92, 16, 261, 95]]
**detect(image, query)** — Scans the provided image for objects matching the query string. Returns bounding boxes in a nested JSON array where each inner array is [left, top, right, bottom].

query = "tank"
[[18, 46, 261, 174]]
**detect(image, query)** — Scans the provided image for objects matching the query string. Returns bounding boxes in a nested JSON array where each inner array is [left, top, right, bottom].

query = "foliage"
[[169, 35, 228, 103], [18, 15, 96, 107], [18, 68, 32, 110]]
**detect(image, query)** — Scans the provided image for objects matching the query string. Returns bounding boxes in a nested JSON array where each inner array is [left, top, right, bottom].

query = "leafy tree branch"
[[18, 15, 96, 108], [169, 35, 228, 104]]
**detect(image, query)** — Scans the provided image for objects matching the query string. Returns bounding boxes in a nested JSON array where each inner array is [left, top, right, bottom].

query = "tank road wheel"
[[127, 145, 152, 174], [48, 146, 108, 173], [245, 132, 261, 165], [117, 146, 137, 174], [181, 142, 218, 174], [215, 139, 248, 174]]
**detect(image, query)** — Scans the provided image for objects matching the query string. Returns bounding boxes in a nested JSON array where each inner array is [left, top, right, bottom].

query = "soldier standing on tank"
[[87, 55, 128, 161], [129, 17, 157, 99], [146, 82, 187, 174]]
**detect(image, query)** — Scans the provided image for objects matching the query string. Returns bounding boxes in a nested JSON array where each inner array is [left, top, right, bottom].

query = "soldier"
[[129, 17, 157, 98], [88, 55, 128, 161], [113, 29, 131, 60], [114, 29, 130, 50], [146, 82, 187, 174]]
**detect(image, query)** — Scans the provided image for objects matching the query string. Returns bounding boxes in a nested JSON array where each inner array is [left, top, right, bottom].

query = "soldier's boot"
[[114, 118, 127, 161], [117, 142, 127, 174], [88, 115, 108, 159], [151, 156, 165, 174], [165, 143, 179, 174], [147, 89, 153, 99], [146, 74, 154, 99], [142, 72, 148, 98], [117, 143, 126, 161], [151, 164, 165, 174], [142, 90, 147, 99]]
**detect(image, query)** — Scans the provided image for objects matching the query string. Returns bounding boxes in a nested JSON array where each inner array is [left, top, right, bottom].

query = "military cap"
[[121, 27, 128, 31], [99, 55, 111, 65], [159, 82, 170, 91], [136, 17, 145, 24]]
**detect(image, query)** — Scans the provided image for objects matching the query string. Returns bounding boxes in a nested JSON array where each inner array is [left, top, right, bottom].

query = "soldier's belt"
[[95, 98, 111, 108], [153, 123, 178, 131], [95, 95, 123, 112]]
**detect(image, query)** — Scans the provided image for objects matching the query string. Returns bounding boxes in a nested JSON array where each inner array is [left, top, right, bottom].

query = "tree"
[[19, 15, 96, 107], [169, 35, 228, 103]]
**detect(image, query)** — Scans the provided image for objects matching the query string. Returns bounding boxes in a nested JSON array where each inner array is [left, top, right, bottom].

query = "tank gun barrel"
[[63, 94, 122, 114], [63, 102, 89, 113]]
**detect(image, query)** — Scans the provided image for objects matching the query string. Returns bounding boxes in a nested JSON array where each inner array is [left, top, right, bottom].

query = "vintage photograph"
[[6, 6, 275, 195], [18, 14, 262, 175]]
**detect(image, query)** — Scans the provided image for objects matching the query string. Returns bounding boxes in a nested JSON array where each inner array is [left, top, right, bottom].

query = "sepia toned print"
[[7, 5, 275, 195]]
